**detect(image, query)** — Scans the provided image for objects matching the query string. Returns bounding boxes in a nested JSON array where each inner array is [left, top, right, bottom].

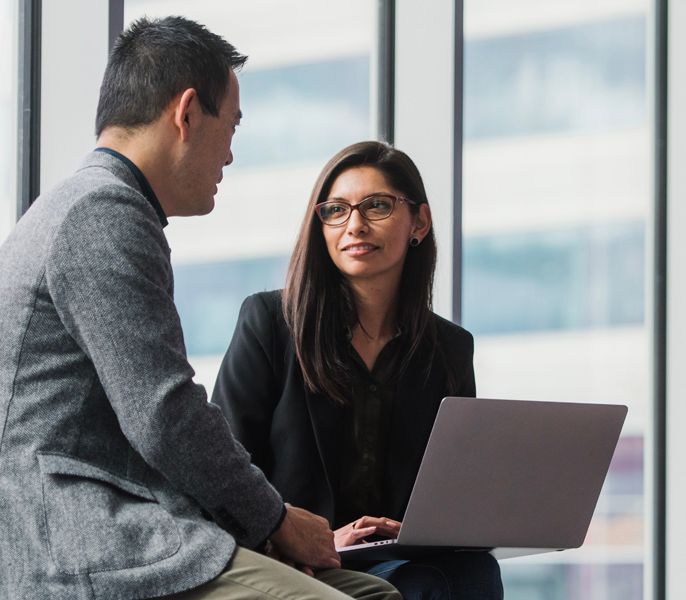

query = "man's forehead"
[[227, 71, 240, 108]]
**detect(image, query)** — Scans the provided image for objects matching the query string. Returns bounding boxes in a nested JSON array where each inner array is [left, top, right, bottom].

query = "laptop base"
[[338, 540, 492, 564]]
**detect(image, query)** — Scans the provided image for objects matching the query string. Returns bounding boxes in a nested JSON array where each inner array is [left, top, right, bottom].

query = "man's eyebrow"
[[236, 110, 243, 121]]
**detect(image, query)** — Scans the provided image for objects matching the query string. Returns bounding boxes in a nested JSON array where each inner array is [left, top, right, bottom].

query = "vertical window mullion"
[[17, 0, 41, 215], [452, 0, 464, 324]]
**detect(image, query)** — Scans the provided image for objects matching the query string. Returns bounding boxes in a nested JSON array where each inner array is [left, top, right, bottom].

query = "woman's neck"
[[349, 278, 399, 342], [348, 281, 399, 372]]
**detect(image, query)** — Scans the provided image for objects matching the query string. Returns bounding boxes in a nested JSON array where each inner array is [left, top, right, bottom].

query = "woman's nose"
[[346, 206, 368, 234]]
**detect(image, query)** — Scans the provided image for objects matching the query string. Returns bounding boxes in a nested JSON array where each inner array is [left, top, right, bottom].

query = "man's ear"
[[411, 203, 432, 241], [172, 88, 198, 142]]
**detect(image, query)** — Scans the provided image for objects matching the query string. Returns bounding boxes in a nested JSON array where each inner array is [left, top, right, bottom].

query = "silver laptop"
[[337, 396, 627, 562]]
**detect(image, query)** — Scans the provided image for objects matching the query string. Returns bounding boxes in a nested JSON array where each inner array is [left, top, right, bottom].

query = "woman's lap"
[[363, 551, 503, 600]]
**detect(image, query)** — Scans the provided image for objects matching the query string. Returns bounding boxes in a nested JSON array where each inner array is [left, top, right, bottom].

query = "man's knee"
[[316, 567, 402, 600]]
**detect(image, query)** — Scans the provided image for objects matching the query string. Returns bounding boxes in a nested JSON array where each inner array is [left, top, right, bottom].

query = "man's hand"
[[269, 504, 341, 570], [334, 516, 402, 549]]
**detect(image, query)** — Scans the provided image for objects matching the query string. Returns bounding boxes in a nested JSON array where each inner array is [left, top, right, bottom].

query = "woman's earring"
[[409, 237, 420, 247]]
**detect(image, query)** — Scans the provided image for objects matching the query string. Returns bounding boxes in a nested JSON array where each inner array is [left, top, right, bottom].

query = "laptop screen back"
[[398, 397, 627, 550]]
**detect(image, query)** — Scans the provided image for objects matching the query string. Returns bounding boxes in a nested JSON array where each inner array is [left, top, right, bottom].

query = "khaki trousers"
[[164, 548, 402, 600]]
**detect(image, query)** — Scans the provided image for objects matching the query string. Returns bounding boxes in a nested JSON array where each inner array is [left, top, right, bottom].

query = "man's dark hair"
[[95, 16, 247, 136]]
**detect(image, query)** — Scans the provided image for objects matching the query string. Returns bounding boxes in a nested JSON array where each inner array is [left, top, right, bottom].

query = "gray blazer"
[[0, 152, 284, 600]]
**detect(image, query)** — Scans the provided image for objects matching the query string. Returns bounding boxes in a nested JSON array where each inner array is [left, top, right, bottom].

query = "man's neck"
[[96, 127, 175, 217]]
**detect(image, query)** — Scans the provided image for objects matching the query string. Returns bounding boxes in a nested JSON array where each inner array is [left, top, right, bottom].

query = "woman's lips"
[[342, 243, 379, 256]]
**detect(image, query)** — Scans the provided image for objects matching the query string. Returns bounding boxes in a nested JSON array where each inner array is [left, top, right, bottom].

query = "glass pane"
[[462, 1, 650, 598], [0, 0, 18, 243], [124, 1, 376, 391]]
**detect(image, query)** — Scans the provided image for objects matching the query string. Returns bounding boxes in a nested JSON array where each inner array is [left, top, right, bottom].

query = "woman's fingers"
[[334, 515, 402, 548], [353, 516, 401, 539], [377, 519, 401, 538], [352, 525, 376, 541], [334, 525, 376, 548]]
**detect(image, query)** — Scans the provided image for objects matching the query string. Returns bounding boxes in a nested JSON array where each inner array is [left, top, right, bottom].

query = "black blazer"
[[211, 290, 476, 528]]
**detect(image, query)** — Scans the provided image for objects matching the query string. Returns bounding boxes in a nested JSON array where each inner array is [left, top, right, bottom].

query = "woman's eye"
[[368, 198, 391, 210], [321, 204, 346, 217]]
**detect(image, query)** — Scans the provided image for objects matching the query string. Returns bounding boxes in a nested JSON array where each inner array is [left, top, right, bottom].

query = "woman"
[[212, 141, 503, 599]]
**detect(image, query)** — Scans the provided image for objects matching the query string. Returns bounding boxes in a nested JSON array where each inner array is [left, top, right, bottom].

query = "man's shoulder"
[[1, 155, 153, 268], [33, 152, 146, 224], [63, 153, 145, 210], [43, 156, 164, 249]]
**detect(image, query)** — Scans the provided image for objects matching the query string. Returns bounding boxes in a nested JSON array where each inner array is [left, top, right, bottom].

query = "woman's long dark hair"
[[283, 141, 438, 404]]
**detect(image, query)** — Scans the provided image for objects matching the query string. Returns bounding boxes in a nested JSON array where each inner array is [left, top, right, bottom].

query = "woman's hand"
[[334, 516, 402, 549]]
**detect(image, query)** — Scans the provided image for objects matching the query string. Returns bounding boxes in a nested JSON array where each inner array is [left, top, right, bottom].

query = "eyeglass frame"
[[314, 193, 418, 227]]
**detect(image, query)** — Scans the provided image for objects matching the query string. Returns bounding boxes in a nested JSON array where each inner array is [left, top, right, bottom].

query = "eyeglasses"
[[315, 194, 416, 227]]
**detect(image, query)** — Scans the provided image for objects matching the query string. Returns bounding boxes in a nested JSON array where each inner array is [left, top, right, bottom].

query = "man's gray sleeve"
[[44, 186, 284, 549]]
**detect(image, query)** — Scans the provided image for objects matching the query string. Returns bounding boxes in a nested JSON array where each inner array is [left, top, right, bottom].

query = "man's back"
[[0, 14, 402, 600], [0, 153, 248, 599]]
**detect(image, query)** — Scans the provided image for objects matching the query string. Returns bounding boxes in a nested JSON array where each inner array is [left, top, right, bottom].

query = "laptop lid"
[[397, 397, 627, 554], [338, 396, 626, 561]]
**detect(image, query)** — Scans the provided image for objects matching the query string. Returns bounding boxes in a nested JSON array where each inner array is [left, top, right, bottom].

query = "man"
[[0, 16, 400, 600]]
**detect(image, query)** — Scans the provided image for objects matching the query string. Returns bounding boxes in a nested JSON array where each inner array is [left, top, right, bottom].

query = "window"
[[0, 0, 18, 244], [462, 1, 650, 598], [124, 0, 377, 390]]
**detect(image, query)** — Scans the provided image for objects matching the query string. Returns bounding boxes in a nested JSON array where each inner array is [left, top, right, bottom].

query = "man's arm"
[[45, 187, 283, 549], [211, 293, 341, 567]]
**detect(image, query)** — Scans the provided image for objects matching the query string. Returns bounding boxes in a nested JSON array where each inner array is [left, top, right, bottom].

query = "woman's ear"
[[411, 203, 432, 242]]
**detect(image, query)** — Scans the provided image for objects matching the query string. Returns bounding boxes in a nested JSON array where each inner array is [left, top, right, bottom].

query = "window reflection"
[[234, 57, 370, 168], [174, 256, 289, 357], [124, 0, 375, 391], [464, 16, 646, 140], [462, 2, 650, 598], [463, 222, 645, 335]]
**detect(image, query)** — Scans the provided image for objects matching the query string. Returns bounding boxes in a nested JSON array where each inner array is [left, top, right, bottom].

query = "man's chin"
[[171, 194, 216, 217], [192, 195, 216, 216], [199, 198, 216, 215]]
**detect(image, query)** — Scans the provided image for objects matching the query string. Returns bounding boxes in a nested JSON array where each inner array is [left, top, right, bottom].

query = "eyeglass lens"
[[318, 195, 395, 224]]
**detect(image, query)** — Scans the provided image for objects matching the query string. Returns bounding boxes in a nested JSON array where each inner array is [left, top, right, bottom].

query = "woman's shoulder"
[[238, 290, 285, 329], [242, 289, 284, 315], [429, 311, 474, 349]]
